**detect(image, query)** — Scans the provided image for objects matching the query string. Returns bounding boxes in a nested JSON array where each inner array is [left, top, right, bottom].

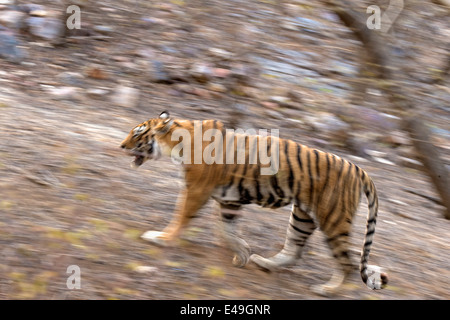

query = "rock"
[[310, 112, 351, 134], [0, 29, 27, 63], [308, 112, 352, 147], [149, 61, 173, 84], [212, 68, 231, 78], [264, 109, 284, 120], [260, 101, 279, 110], [190, 62, 213, 83], [397, 146, 418, 159], [26, 16, 64, 41], [269, 95, 292, 105], [192, 87, 211, 99], [112, 85, 140, 108], [346, 135, 370, 158], [134, 266, 158, 274], [207, 83, 227, 93], [86, 88, 109, 99], [47, 86, 80, 100], [85, 66, 109, 80], [208, 48, 233, 60], [29, 10, 47, 17], [349, 106, 401, 131], [134, 48, 156, 59], [365, 150, 387, 158], [373, 157, 396, 166], [173, 83, 194, 95], [93, 25, 115, 34], [16, 4, 45, 14], [239, 86, 266, 100], [398, 157, 423, 170], [381, 131, 411, 147], [0, 10, 26, 29], [230, 63, 250, 82], [287, 90, 303, 103], [57, 72, 85, 86]]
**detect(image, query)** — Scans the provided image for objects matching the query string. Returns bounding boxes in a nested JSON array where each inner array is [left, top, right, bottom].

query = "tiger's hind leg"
[[311, 227, 356, 296], [250, 205, 317, 271], [216, 202, 251, 267]]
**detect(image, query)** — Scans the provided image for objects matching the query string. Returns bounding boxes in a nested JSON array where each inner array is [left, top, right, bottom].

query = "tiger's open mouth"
[[133, 155, 145, 167], [124, 150, 147, 168]]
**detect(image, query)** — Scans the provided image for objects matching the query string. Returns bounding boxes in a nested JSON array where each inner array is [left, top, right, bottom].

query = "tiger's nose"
[[120, 143, 126, 149]]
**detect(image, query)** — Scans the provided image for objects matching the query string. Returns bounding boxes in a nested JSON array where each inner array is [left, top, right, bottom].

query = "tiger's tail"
[[360, 173, 388, 289]]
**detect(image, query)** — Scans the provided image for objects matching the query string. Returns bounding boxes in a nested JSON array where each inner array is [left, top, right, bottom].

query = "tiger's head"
[[120, 111, 173, 168]]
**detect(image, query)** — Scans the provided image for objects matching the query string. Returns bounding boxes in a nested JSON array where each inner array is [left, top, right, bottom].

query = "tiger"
[[120, 111, 388, 296]]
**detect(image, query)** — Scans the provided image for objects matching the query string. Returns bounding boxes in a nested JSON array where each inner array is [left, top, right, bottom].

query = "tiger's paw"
[[365, 265, 389, 290], [311, 284, 334, 297], [231, 242, 251, 268], [249, 254, 278, 272], [141, 231, 168, 246]]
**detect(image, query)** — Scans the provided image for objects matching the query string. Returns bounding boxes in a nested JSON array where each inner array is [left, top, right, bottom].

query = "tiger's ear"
[[154, 110, 173, 134], [159, 111, 170, 123]]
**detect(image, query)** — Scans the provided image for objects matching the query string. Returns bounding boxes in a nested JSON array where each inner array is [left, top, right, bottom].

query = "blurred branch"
[[402, 187, 443, 206], [431, 0, 450, 9], [323, 0, 450, 220]]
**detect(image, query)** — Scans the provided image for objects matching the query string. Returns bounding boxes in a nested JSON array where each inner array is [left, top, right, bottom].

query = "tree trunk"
[[323, 0, 450, 219]]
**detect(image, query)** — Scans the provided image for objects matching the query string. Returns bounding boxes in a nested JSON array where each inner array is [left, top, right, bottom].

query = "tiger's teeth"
[[130, 161, 139, 169]]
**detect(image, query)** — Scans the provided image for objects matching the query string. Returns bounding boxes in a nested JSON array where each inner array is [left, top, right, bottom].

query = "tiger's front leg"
[[141, 186, 212, 246], [216, 202, 251, 267]]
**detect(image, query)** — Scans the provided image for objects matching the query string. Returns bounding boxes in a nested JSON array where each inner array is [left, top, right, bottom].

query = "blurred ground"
[[0, 0, 449, 299]]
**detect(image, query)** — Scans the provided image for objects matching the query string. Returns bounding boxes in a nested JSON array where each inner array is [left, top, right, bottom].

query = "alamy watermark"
[[366, 0, 404, 32], [168, 122, 280, 176], [66, 265, 81, 289], [66, 5, 81, 30]]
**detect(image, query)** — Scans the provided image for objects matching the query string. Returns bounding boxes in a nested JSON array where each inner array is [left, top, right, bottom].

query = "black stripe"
[[270, 175, 285, 199], [330, 162, 353, 232], [326, 232, 350, 244], [316, 152, 331, 212], [364, 240, 373, 248], [221, 212, 237, 220], [265, 193, 275, 207], [172, 121, 182, 128], [368, 197, 376, 209], [272, 199, 285, 208], [297, 144, 303, 171], [295, 181, 301, 207], [321, 157, 345, 230], [285, 141, 294, 193], [314, 150, 320, 181], [307, 151, 314, 209], [249, 136, 258, 164], [365, 228, 375, 237], [367, 217, 376, 224], [253, 164, 263, 203], [349, 167, 360, 218], [342, 162, 353, 214], [292, 212, 314, 224], [290, 223, 313, 235], [221, 164, 240, 197], [294, 144, 303, 205], [237, 159, 251, 203]]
